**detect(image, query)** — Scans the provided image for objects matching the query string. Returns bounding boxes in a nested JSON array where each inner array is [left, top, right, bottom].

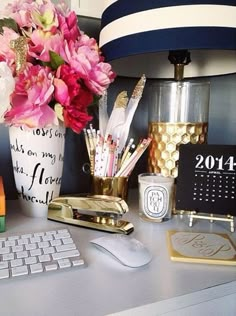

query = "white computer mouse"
[[90, 234, 152, 268]]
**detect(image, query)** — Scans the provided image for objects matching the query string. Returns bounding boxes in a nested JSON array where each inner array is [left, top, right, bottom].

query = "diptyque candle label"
[[143, 185, 169, 219]]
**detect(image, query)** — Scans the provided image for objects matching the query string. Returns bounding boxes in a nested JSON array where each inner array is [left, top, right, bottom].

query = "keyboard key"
[[0, 247, 10, 255], [42, 235, 53, 242], [0, 262, 8, 270], [25, 243, 37, 251], [5, 240, 16, 247], [63, 238, 73, 245], [18, 238, 29, 245], [11, 259, 23, 268], [16, 251, 28, 259], [30, 248, 42, 257], [43, 247, 55, 255], [38, 254, 51, 263], [46, 230, 57, 235], [30, 236, 41, 243], [45, 263, 58, 272], [38, 241, 50, 249], [55, 243, 76, 252], [12, 245, 24, 253], [25, 256, 37, 265], [2, 253, 14, 261], [54, 232, 70, 240], [72, 259, 85, 267], [8, 236, 19, 241], [0, 269, 9, 279], [58, 258, 71, 269], [30, 263, 43, 274], [34, 232, 45, 237], [50, 239, 62, 247], [52, 249, 80, 261], [21, 234, 32, 239], [12, 265, 28, 277]]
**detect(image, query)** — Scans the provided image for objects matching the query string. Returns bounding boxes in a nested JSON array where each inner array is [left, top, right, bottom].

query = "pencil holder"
[[91, 176, 129, 201]]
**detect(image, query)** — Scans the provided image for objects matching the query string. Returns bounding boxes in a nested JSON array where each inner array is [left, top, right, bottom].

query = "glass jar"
[[148, 80, 210, 177]]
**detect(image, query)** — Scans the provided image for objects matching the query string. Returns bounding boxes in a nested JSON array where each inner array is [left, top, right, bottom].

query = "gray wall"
[[0, 17, 235, 199]]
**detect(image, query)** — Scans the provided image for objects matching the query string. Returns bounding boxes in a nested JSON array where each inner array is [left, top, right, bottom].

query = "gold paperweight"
[[167, 231, 236, 266]]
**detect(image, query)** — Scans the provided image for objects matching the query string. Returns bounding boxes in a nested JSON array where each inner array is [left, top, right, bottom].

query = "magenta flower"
[[54, 64, 93, 133], [57, 10, 80, 42]]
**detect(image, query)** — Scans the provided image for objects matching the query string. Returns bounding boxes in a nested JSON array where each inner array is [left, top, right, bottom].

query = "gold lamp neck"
[[168, 50, 191, 81]]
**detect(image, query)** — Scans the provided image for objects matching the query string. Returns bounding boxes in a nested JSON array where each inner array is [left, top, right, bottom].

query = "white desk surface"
[[1, 190, 236, 316]]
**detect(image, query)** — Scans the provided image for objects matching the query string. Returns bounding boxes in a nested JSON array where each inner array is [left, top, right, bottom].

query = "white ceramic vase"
[[9, 124, 65, 218]]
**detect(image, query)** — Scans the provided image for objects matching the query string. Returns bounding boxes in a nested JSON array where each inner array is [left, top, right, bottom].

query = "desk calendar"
[[176, 144, 236, 216]]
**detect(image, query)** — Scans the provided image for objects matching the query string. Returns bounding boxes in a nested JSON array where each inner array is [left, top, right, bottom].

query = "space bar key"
[[52, 249, 80, 260]]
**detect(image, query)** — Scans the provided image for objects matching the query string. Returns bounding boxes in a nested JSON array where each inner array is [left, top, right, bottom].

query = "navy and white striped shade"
[[99, 1, 236, 78]]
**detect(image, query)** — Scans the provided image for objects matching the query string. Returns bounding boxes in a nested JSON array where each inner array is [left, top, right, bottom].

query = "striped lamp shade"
[[99, 1, 236, 78]]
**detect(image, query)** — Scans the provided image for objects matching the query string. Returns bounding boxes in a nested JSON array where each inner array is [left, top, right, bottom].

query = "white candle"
[[138, 173, 174, 222]]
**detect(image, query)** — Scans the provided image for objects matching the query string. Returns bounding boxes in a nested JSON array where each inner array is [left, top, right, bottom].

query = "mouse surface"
[[90, 234, 152, 268]]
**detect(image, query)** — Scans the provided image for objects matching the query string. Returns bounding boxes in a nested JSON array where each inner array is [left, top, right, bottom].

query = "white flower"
[[0, 61, 15, 123]]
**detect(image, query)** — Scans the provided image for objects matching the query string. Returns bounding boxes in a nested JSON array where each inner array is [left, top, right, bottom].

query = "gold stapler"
[[47, 195, 134, 234]]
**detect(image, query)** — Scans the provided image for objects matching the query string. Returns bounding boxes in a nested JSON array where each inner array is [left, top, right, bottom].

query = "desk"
[[0, 190, 236, 316]]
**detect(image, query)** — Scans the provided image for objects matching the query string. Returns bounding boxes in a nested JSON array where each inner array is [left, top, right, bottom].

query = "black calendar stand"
[[176, 144, 236, 232]]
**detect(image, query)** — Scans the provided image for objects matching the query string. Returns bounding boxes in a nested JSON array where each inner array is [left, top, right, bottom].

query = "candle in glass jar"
[[138, 173, 174, 222]]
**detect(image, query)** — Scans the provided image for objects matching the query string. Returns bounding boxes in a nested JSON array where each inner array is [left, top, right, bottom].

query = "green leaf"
[[90, 95, 101, 107], [0, 18, 18, 34], [49, 51, 64, 70]]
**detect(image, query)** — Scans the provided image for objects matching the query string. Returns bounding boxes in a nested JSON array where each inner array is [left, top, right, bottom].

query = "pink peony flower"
[[4, 64, 57, 128], [13, 64, 54, 106], [63, 39, 116, 95], [4, 98, 58, 128], [84, 61, 116, 95], [2, 0, 35, 29], [31, 0, 59, 32], [29, 29, 64, 62]]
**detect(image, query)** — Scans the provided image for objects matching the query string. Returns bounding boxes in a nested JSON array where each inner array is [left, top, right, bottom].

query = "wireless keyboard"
[[0, 228, 85, 279]]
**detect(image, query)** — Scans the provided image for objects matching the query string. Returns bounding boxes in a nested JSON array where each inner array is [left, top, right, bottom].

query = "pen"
[[121, 144, 136, 166], [83, 128, 90, 159], [115, 138, 151, 177], [94, 130, 103, 176], [107, 142, 116, 177], [120, 138, 134, 166], [99, 134, 112, 176]]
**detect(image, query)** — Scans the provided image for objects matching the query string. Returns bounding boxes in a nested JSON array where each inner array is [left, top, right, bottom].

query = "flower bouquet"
[[0, 0, 115, 217], [0, 0, 115, 132]]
